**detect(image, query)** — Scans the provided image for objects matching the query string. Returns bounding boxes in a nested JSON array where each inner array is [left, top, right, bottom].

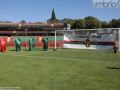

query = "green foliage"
[[4, 21, 12, 23], [61, 18, 68, 23], [118, 24, 120, 28], [51, 8, 56, 20], [101, 21, 109, 28], [85, 16, 101, 29], [69, 19, 75, 29], [47, 18, 60, 23], [20, 20, 26, 23], [35, 22, 42, 23], [109, 19, 120, 28], [47, 8, 61, 23], [73, 19, 86, 29]]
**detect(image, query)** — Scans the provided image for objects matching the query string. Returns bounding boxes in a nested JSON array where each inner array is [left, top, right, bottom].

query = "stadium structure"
[[0, 22, 70, 35], [0, 22, 70, 47]]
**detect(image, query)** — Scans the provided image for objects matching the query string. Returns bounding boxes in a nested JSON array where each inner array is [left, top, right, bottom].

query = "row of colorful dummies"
[[0, 37, 48, 52], [15, 37, 35, 51]]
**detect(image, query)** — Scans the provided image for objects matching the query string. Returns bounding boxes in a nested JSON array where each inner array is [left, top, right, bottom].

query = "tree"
[[109, 19, 120, 28], [117, 20, 120, 28], [69, 19, 76, 29], [47, 8, 61, 23], [60, 18, 68, 23], [101, 21, 109, 28], [47, 18, 60, 23], [51, 8, 56, 20], [35, 22, 42, 23], [73, 19, 86, 29], [20, 20, 26, 23], [4, 21, 12, 23], [85, 16, 101, 29]]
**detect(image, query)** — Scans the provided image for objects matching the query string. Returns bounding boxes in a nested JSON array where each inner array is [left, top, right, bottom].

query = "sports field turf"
[[0, 47, 120, 90]]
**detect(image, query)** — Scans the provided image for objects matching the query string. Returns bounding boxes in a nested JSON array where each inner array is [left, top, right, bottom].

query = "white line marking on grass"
[[0, 54, 25, 56], [0, 54, 13, 55], [0, 54, 119, 64], [15, 55, 25, 56]]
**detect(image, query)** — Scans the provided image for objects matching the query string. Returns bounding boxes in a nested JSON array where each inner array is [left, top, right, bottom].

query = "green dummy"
[[15, 37, 21, 51], [43, 37, 49, 51], [29, 37, 34, 51]]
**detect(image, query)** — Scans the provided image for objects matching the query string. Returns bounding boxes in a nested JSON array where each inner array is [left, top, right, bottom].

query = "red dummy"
[[0, 38, 6, 52]]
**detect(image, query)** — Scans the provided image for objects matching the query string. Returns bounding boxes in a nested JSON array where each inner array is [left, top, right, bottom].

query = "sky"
[[0, 0, 120, 23]]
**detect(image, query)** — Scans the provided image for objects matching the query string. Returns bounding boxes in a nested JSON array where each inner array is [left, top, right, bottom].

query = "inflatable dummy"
[[29, 37, 34, 51], [15, 37, 21, 51], [43, 37, 48, 51], [0, 38, 6, 52]]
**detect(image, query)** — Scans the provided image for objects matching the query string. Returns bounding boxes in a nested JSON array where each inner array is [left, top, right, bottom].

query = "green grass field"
[[0, 47, 120, 90]]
